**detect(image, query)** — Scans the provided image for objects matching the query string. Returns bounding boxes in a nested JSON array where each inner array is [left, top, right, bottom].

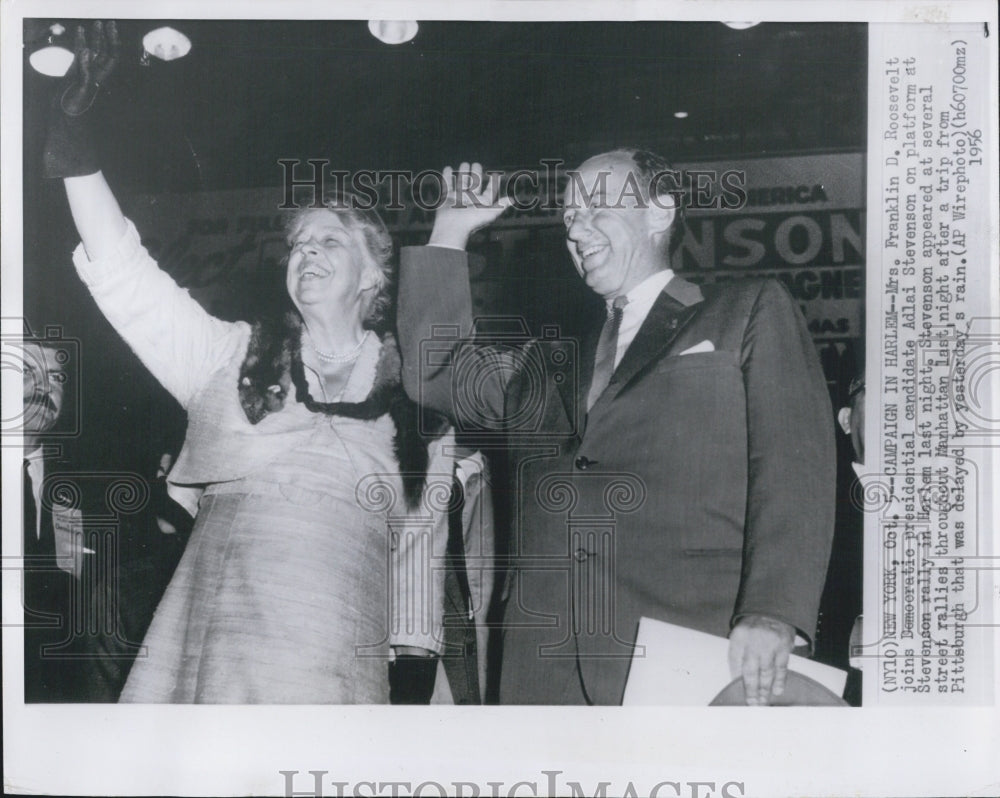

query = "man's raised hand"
[[428, 162, 511, 251]]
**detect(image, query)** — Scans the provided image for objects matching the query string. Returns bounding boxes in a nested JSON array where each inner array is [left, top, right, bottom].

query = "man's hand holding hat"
[[728, 614, 796, 706]]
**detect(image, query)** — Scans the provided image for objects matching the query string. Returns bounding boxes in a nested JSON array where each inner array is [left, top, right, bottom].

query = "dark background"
[[24, 20, 866, 192]]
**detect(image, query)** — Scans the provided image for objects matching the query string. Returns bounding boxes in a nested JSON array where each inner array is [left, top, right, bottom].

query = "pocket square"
[[679, 340, 715, 355]]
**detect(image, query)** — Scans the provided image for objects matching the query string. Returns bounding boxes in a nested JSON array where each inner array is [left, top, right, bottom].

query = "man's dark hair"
[[610, 147, 687, 258]]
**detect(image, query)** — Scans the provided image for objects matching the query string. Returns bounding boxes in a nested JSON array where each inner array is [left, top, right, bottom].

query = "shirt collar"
[[24, 446, 45, 464], [24, 447, 45, 493], [607, 268, 675, 315]]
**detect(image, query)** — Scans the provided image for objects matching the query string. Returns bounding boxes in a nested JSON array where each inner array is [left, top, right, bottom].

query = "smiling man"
[[20, 338, 82, 701], [399, 150, 836, 705]]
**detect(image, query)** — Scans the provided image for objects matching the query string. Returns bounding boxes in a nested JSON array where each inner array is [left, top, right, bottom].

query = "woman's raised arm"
[[46, 22, 242, 408], [65, 172, 127, 261], [44, 22, 126, 258]]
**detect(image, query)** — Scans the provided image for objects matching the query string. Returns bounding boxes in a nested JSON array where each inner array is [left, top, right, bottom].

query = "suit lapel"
[[574, 323, 600, 420], [549, 328, 594, 433], [590, 274, 704, 412], [552, 320, 599, 434]]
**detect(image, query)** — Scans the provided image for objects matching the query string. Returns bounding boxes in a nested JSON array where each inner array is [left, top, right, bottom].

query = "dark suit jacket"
[[398, 246, 836, 704], [23, 461, 186, 702]]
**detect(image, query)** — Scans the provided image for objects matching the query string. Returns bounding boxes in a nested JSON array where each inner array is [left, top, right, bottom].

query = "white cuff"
[[72, 219, 145, 286]]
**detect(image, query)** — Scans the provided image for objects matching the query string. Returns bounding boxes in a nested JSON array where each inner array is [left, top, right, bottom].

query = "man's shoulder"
[[698, 276, 795, 313]]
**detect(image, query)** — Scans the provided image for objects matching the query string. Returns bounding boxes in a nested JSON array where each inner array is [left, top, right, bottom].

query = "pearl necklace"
[[308, 330, 370, 363]]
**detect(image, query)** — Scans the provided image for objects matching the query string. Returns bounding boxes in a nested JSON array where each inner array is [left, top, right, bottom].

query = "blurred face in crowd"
[[837, 387, 865, 464], [21, 342, 66, 448], [285, 209, 380, 325], [562, 151, 671, 301]]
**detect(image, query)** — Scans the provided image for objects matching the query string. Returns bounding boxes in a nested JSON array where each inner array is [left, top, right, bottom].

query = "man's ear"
[[646, 192, 676, 238], [837, 406, 852, 435]]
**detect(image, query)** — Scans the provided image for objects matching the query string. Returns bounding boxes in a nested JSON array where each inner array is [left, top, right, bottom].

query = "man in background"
[[20, 336, 84, 701], [817, 364, 865, 705], [19, 328, 191, 701]]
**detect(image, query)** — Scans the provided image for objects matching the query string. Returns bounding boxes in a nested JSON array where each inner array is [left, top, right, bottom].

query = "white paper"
[[622, 617, 848, 705]]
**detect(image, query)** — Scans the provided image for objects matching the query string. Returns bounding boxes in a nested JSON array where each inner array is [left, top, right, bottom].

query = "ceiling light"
[[141, 26, 192, 64], [368, 20, 419, 45], [673, 111, 689, 119], [28, 23, 74, 77], [723, 22, 760, 30]]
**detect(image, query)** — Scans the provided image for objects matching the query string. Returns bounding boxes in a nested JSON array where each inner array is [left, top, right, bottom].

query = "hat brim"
[[709, 671, 849, 706]]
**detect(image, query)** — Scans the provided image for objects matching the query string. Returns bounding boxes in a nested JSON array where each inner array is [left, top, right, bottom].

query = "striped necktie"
[[587, 295, 628, 411]]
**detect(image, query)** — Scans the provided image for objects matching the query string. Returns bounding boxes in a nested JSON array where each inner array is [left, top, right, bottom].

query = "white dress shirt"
[[23, 447, 92, 574], [24, 447, 45, 541], [609, 268, 674, 368]]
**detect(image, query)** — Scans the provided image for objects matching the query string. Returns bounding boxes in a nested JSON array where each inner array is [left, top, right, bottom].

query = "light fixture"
[[368, 20, 419, 45], [140, 26, 192, 65], [673, 111, 689, 119], [28, 23, 74, 77], [722, 22, 760, 30]]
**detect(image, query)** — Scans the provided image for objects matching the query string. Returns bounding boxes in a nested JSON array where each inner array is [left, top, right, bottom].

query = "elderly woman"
[[47, 23, 450, 703]]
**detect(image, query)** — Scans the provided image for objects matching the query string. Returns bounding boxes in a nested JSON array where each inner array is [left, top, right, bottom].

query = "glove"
[[43, 21, 119, 179], [43, 97, 100, 179]]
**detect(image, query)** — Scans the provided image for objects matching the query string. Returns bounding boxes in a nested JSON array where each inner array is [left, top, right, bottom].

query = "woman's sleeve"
[[388, 431, 454, 656], [72, 218, 244, 408]]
